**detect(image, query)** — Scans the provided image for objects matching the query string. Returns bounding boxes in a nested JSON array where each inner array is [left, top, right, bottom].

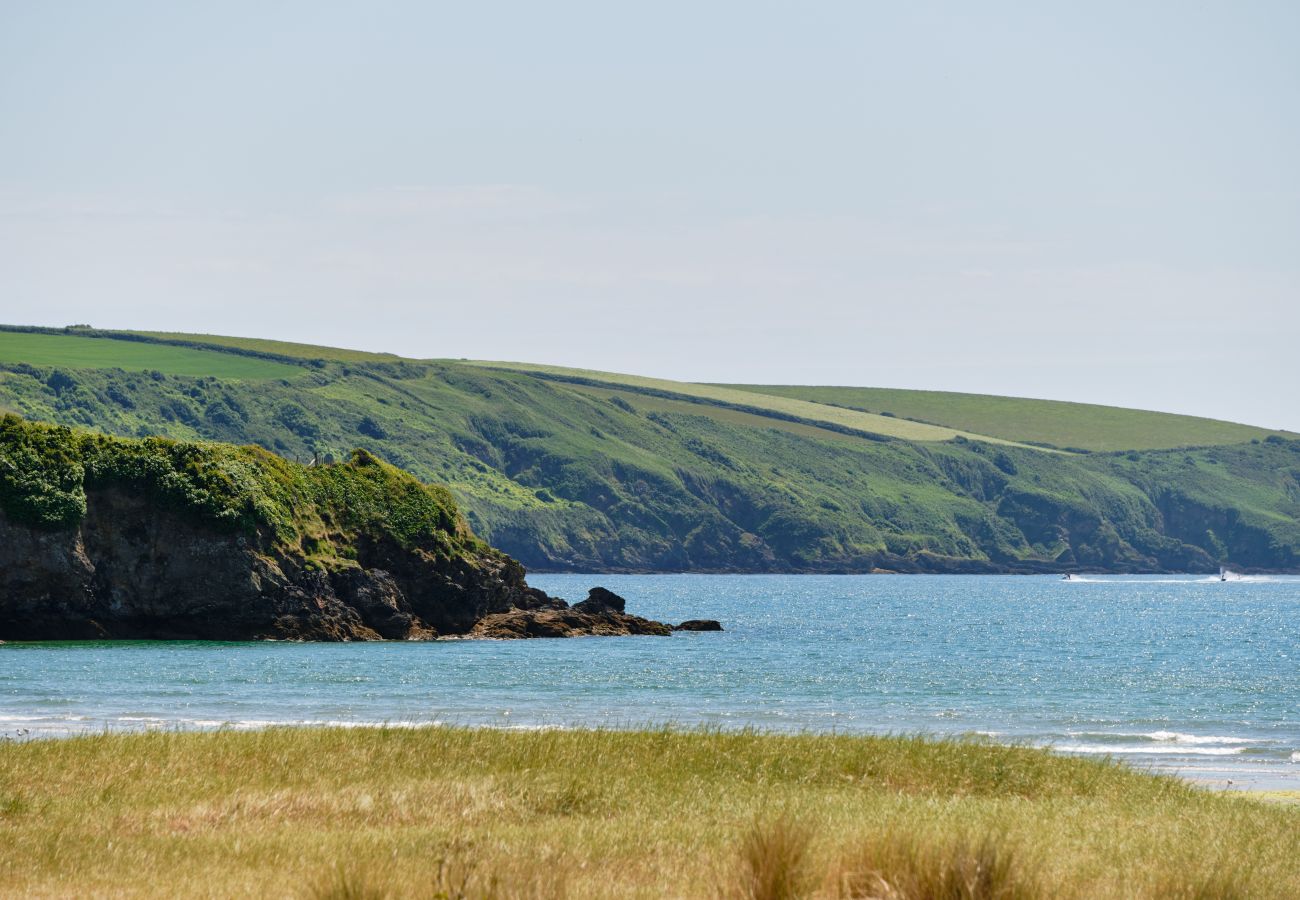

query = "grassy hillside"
[[723, 384, 1288, 452], [465, 360, 1034, 446], [0, 329, 300, 380], [129, 330, 403, 363], [1, 326, 1297, 573], [0, 726, 1296, 898]]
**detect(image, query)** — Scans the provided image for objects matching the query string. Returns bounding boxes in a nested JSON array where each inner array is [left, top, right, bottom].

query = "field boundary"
[[463, 360, 1048, 450], [0, 324, 318, 369]]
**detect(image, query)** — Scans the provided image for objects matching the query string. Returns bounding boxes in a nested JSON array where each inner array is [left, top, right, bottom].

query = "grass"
[[721, 385, 1290, 453], [564, 383, 872, 446], [0, 727, 1295, 898], [0, 330, 301, 381], [129, 331, 404, 363], [827, 831, 1039, 900], [460, 361, 1038, 448]]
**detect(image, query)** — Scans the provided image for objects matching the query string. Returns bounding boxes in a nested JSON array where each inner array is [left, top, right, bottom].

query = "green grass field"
[[461, 361, 1038, 448], [0, 727, 1294, 898], [565, 383, 873, 445], [4, 326, 1284, 453], [721, 384, 1288, 452], [0, 331, 302, 381], [129, 331, 404, 363]]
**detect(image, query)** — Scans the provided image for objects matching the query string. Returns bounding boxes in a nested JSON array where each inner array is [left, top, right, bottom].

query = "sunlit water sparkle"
[[3, 574, 1298, 789]]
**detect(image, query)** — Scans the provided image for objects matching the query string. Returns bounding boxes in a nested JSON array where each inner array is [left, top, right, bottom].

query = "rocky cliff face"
[[0, 416, 680, 641], [0, 487, 671, 641]]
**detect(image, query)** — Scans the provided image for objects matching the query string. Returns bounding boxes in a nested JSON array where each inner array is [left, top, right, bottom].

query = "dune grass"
[[0, 727, 1295, 898], [721, 384, 1289, 452], [0, 330, 301, 381]]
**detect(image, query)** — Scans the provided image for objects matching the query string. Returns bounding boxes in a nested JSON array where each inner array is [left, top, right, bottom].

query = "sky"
[[1, 1, 1297, 430]]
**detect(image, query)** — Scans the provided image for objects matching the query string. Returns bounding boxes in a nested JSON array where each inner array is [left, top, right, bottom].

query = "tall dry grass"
[[827, 831, 1036, 900], [731, 816, 814, 900], [0, 726, 1296, 898]]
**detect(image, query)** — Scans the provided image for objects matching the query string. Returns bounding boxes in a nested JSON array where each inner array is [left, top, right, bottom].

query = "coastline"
[[5, 711, 1298, 793], [7, 572, 1298, 797]]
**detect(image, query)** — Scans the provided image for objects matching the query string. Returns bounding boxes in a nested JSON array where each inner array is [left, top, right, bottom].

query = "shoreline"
[[5, 716, 1297, 793], [523, 567, 1300, 576]]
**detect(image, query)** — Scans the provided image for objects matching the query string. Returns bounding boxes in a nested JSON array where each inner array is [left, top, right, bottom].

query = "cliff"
[[0, 415, 672, 641]]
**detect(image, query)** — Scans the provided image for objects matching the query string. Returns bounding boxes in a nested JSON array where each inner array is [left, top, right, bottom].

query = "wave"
[[148, 717, 447, 731], [1, 716, 451, 736], [1049, 729, 1300, 759], [1139, 731, 1263, 746], [1060, 576, 1282, 584], [1053, 743, 1247, 757], [1064, 730, 1265, 746]]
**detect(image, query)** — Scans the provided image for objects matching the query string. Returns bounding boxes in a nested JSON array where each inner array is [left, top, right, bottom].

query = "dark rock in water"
[[573, 586, 626, 614], [469, 593, 672, 639], [673, 619, 723, 632]]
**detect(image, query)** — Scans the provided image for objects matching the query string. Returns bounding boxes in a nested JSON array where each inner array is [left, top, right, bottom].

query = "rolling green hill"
[[128, 331, 403, 363], [721, 384, 1287, 452], [462, 360, 1035, 447], [1, 325, 1297, 573], [0, 329, 301, 381]]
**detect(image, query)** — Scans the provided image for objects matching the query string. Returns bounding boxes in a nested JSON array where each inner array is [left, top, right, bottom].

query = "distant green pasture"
[[461, 361, 1040, 449], [129, 331, 402, 363], [0, 332, 302, 380], [722, 384, 1289, 452], [566, 383, 870, 445]]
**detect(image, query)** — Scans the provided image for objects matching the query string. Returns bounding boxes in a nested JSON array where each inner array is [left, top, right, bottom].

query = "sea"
[[3, 574, 1298, 790]]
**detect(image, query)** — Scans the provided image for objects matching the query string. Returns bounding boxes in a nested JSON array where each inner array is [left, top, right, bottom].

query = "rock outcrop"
[[0, 491, 678, 641], [469, 588, 672, 639], [0, 416, 681, 642], [673, 619, 724, 632]]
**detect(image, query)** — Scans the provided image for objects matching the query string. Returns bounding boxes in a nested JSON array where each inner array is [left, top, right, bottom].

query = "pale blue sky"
[[2, 1, 1296, 429]]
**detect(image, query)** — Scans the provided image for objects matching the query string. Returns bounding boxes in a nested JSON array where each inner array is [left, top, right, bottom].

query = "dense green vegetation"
[[723, 383, 1289, 452], [1, 327, 1298, 572], [0, 414, 481, 568], [0, 726, 1296, 897]]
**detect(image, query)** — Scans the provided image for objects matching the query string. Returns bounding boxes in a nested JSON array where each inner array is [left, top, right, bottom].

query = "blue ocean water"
[[3, 574, 1298, 788]]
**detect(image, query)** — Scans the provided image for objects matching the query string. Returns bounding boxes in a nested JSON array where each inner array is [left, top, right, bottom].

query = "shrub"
[[46, 370, 78, 395], [357, 416, 388, 440], [731, 816, 813, 900], [830, 832, 1039, 900], [0, 415, 482, 562], [0, 416, 86, 528], [278, 403, 321, 441]]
